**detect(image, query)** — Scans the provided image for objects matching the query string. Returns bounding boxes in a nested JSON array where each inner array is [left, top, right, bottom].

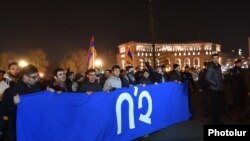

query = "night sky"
[[0, 0, 250, 65]]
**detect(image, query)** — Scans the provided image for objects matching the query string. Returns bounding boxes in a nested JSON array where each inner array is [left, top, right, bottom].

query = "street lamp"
[[94, 59, 103, 69], [18, 60, 28, 68]]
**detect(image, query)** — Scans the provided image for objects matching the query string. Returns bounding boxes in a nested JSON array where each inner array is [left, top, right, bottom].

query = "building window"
[[157, 59, 160, 66], [193, 58, 200, 67], [137, 52, 140, 56], [216, 46, 221, 52], [119, 46, 126, 53], [184, 58, 190, 67], [175, 58, 181, 66], [188, 52, 190, 55], [139, 59, 143, 67], [122, 60, 125, 69], [178, 52, 181, 56], [166, 58, 171, 65], [174, 53, 177, 56], [197, 52, 200, 55]]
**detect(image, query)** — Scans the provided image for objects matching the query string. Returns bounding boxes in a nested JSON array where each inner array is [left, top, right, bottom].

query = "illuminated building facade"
[[117, 41, 221, 70]]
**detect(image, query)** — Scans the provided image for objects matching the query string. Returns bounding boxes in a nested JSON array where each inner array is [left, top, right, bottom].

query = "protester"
[[2, 65, 41, 141], [103, 65, 121, 92], [78, 69, 102, 95]]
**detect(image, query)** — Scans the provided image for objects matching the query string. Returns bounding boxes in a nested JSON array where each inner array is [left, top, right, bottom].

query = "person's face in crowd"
[[175, 66, 181, 72], [104, 71, 111, 78], [112, 68, 120, 77], [235, 62, 242, 68], [55, 71, 66, 83], [67, 73, 74, 81], [9, 64, 20, 77], [143, 71, 149, 78], [128, 68, 134, 74], [185, 67, 189, 72], [121, 70, 127, 76], [212, 55, 219, 64], [156, 67, 162, 73], [23, 73, 40, 85], [87, 72, 96, 83]]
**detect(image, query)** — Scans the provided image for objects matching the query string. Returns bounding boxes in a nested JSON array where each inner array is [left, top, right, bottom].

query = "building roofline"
[[118, 41, 221, 47]]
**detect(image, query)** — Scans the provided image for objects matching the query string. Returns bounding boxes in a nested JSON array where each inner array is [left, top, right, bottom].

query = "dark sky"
[[0, 0, 250, 65]]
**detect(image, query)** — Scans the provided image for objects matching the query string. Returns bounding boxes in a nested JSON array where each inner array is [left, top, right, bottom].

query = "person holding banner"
[[103, 65, 121, 92], [2, 65, 41, 141], [78, 69, 102, 95]]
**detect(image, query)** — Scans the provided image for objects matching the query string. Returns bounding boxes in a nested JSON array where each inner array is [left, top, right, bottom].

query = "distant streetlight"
[[18, 60, 28, 68], [94, 59, 103, 68], [39, 72, 45, 78]]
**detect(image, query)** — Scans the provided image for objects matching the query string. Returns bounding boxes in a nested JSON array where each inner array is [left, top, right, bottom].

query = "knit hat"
[[173, 64, 180, 70]]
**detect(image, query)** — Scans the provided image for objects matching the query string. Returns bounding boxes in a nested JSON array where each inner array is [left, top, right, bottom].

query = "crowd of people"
[[0, 53, 249, 141]]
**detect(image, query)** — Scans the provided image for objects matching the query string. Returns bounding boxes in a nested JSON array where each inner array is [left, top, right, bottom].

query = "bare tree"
[[60, 49, 88, 73], [26, 49, 49, 73], [0, 52, 18, 70], [98, 50, 116, 70]]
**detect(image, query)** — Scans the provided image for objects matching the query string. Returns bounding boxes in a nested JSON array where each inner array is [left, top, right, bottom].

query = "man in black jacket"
[[205, 53, 224, 124], [230, 59, 245, 110], [78, 69, 102, 95], [2, 64, 41, 141]]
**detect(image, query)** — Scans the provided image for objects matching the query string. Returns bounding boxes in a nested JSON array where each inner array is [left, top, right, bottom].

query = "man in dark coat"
[[2, 65, 41, 141], [168, 64, 183, 82], [198, 62, 210, 116], [230, 59, 245, 110], [78, 69, 102, 95], [205, 53, 224, 124]]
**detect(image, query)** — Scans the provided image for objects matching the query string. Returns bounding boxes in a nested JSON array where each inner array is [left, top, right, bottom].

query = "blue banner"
[[17, 82, 191, 141]]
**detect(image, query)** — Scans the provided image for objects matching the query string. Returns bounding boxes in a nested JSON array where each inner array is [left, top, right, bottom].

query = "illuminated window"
[[137, 52, 140, 56], [166, 58, 171, 65], [179, 52, 181, 56], [184, 58, 190, 67], [119, 46, 126, 53], [188, 52, 190, 55], [122, 60, 125, 68], [193, 58, 200, 67], [197, 52, 200, 55], [175, 58, 181, 66]]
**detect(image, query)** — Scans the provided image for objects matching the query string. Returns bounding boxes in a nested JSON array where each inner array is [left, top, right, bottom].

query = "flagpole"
[[148, 0, 156, 68]]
